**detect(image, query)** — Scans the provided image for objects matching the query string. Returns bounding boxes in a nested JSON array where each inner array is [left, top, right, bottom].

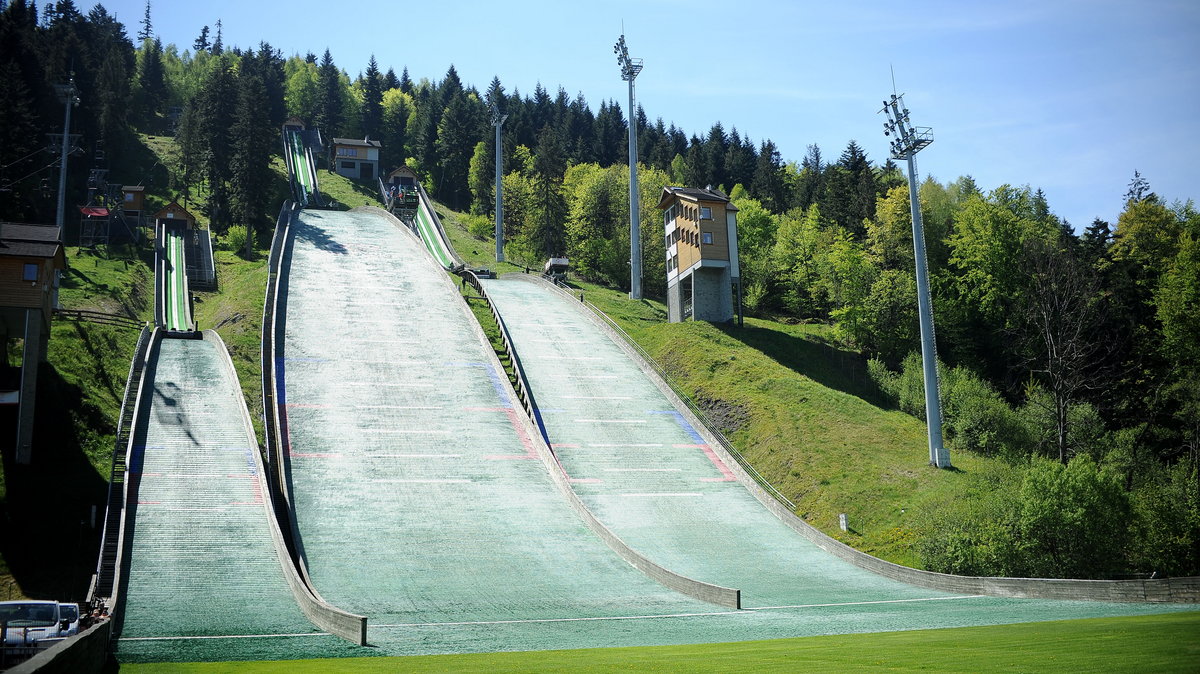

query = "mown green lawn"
[[118, 612, 1200, 672]]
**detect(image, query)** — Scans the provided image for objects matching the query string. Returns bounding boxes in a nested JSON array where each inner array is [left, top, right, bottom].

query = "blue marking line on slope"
[[444, 361, 512, 408], [648, 410, 704, 443], [242, 446, 259, 475]]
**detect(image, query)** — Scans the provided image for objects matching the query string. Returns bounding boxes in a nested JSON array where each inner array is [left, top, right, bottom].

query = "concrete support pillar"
[[16, 309, 43, 464]]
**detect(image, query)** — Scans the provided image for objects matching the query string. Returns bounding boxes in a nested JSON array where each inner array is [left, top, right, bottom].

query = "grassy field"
[[116, 611, 1200, 672]]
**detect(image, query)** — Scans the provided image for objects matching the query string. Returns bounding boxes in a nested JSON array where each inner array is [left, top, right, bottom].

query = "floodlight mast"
[[54, 76, 80, 239], [491, 106, 508, 262], [615, 34, 644, 299], [880, 93, 950, 469]]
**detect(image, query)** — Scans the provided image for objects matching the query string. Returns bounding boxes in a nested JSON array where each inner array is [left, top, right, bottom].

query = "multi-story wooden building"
[[330, 137, 382, 180], [657, 186, 740, 323], [0, 222, 65, 463]]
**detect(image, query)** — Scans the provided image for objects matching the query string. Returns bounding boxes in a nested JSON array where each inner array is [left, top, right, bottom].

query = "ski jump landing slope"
[[477, 275, 1196, 638], [274, 208, 723, 654], [114, 333, 358, 663]]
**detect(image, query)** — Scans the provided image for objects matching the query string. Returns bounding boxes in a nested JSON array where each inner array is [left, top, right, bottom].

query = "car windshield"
[[0, 602, 58, 627]]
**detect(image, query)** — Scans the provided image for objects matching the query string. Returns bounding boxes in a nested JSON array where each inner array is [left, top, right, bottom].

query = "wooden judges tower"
[[657, 186, 741, 324], [0, 222, 65, 463]]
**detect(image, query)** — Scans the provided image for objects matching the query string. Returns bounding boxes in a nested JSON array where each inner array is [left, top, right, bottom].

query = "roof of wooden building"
[[0, 222, 64, 260]]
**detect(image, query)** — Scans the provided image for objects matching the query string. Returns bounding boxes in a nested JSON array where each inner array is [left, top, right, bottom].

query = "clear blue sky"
[[104, 0, 1198, 229]]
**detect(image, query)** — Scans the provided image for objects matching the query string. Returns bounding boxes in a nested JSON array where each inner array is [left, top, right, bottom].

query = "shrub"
[[1127, 460, 1200, 576], [913, 464, 1022, 576], [224, 225, 248, 253], [1014, 455, 1130, 578], [942, 366, 1028, 458], [465, 214, 493, 241], [869, 352, 1027, 458]]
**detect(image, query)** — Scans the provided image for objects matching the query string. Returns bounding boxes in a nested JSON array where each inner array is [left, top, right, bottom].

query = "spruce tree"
[[211, 18, 223, 54], [315, 49, 342, 136], [137, 0, 151, 41], [230, 63, 273, 252], [361, 55, 383, 140], [193, 25, 210, 53]]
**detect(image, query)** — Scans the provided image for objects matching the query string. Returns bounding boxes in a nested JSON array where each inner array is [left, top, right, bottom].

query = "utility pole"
[[54, 76, 80, 239], [491, 105, 507, 263], [881, 92, 950, 469], [614, 34, 643, 299]]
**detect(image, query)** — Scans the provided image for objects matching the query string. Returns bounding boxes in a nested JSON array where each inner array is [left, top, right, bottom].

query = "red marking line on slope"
[[470, 406, 539, 460], [675, 443, 736, 482]]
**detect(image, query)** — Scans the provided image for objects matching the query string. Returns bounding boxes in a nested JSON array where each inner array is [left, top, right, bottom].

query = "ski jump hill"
[[47, 163, 1192, 670]]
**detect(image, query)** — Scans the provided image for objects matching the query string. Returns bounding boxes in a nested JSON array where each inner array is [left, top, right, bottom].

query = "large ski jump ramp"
[[274, 208, 724, 654]]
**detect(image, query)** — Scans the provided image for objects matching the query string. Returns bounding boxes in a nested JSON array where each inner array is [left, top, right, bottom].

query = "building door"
[[360, 163, 374, 180]]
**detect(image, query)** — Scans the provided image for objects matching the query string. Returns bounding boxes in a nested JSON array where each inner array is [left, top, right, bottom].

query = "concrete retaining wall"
[[210, 330, 368, 645], [523, 274, 1200, 605], [9, 620, 112, 674]]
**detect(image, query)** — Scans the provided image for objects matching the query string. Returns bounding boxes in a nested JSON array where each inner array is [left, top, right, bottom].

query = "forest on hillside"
[[1, 1, 1197, 578]]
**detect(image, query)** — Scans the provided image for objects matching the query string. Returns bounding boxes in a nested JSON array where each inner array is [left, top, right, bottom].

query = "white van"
[[0, 600, 66, 646], [57, 602, 80, 636]]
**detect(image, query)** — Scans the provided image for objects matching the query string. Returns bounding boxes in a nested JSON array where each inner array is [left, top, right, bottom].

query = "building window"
[[701, 206, 712, 220], [341, 161, 355, 170], [702, 232, 713, 245], [337, 147, 357, 157], [23, 263, 38, 281]]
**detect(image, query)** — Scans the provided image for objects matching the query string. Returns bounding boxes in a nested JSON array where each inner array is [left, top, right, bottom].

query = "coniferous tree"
[[196, 55, 236, 230], [702, 122, 728, 189], [360, 55, 383, 140], [434, 90, 483, 210], [751, 139, 786, 212], [135, 37, 167, 130], [314, 48, 342, 136], [399, 66, 412, 94], [192, 25, 210, 53], [593, 99, 626, 167], [137, 0, 152, 41], [792, 143, 824, 211], [211, 18, 223, 54], [1124, 170, 1153, 203], [724, 128, 757, 191], [528, 124, 568, 256], [409, 86, 440, 179], [230, 62, 273, 252], [440, 64, 462, 107], [383, 67, 399, 91]]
